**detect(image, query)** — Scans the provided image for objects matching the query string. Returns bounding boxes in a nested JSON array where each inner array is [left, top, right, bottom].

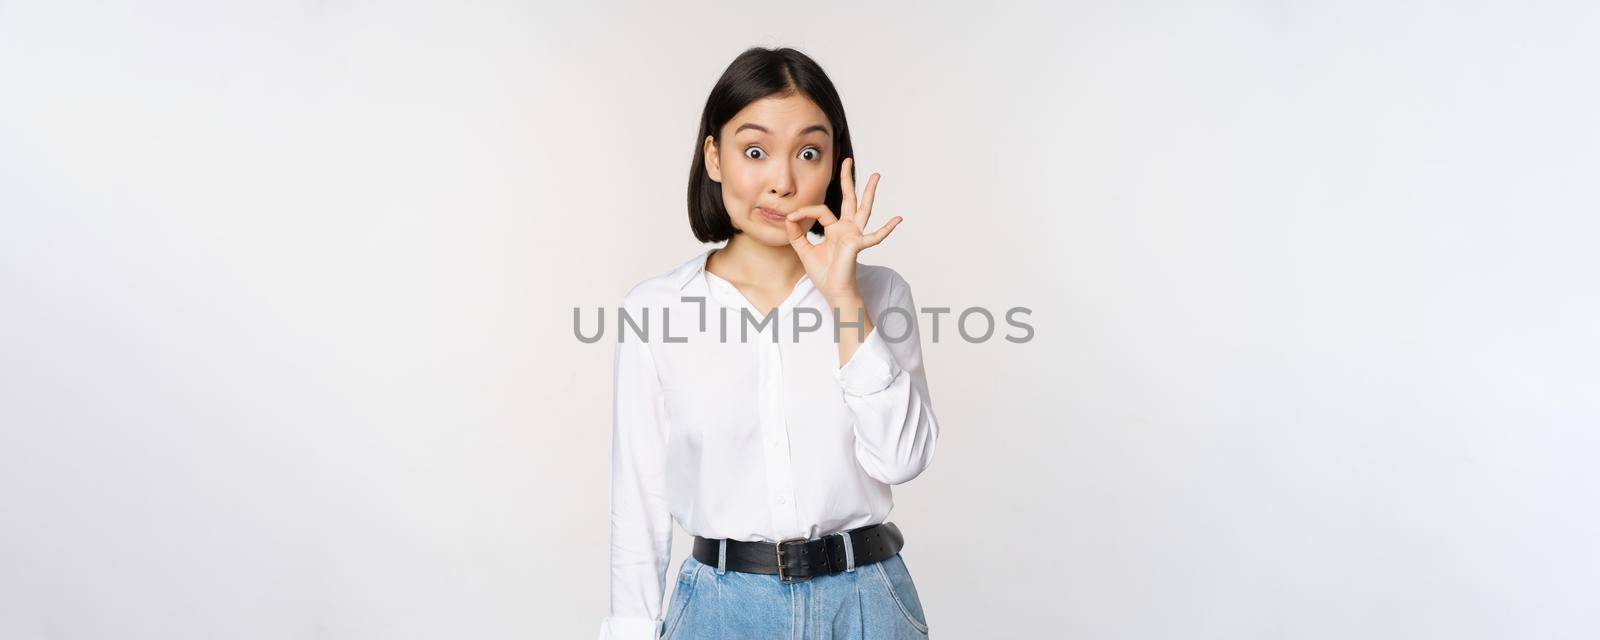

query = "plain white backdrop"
[[2, 1, 1597, 638]]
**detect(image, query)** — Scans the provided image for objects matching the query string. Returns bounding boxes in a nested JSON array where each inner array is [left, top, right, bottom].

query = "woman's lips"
[[758, 207, 787, 222]]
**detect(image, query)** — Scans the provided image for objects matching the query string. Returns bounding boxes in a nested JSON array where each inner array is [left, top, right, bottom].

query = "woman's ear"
[[703, 135, 721, 183]]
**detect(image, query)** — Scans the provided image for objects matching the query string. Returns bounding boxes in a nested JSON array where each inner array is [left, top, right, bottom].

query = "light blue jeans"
[[659, 545, 930, 639]]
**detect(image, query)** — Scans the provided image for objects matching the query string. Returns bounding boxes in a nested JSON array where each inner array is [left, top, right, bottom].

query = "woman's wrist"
[[822, 290, 866, 314], [827, 292, 873, 339]]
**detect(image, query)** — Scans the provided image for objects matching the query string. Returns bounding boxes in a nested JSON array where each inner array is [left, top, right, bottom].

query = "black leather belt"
[[691, 522, 904, 584]]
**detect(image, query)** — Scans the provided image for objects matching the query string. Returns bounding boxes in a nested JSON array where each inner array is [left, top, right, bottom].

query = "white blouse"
[[598, 247, 941, 640]]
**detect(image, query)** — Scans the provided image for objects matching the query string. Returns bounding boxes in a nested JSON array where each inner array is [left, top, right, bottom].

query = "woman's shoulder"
[[619, 248, 714, 308]]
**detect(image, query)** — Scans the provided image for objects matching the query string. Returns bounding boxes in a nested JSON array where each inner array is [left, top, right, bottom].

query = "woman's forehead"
[[728, 95, 829, 134]]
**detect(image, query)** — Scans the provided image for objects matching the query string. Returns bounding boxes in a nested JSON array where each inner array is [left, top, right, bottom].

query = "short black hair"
[[688, 47, 856, 243]]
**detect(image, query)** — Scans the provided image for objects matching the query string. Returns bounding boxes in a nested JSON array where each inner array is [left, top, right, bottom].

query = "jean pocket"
[[660, 556, 704, 639], [872, 553, 929, 634]]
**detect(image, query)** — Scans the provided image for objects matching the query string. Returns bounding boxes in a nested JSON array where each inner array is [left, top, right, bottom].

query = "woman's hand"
[[783, 157, 903, 304]]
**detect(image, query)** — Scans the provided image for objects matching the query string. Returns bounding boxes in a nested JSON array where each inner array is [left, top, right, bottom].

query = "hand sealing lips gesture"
[[783, 157, 903, 304]]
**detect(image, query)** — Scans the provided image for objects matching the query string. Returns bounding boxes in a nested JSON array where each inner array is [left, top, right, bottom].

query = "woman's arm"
[[832, 272, 940, 485], [598, 298, 673, 640]]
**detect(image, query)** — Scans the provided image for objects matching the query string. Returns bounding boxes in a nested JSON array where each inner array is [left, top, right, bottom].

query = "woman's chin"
[[741, 225, 792, 246]]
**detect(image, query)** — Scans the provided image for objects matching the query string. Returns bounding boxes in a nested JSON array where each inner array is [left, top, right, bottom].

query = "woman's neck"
[[708, 234, 807, 288]]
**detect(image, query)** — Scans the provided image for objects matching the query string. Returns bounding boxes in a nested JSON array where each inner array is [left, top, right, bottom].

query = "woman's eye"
[[744, 147, 766, 160], [800, 148, 819, 161]]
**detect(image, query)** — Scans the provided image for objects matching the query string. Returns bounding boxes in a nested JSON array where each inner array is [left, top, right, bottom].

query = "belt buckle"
[[775, 536, 811, 584]]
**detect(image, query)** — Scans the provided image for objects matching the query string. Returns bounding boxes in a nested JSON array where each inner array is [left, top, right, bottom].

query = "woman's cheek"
[[732, 174, 762, 205]]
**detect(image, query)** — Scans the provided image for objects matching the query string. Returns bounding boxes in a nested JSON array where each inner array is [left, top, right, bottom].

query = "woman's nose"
[[768, 160, 796, 196]]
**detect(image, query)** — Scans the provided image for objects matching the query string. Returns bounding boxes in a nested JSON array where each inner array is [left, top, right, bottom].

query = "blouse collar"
[[675, 248, 716, 291], [673, 247, 816, 314]]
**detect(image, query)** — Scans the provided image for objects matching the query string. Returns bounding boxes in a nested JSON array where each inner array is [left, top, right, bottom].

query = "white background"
[[2, 1, 1597, 638]]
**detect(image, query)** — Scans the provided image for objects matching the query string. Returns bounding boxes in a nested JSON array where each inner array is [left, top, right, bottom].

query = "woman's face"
[[704, 93, 834, 246]]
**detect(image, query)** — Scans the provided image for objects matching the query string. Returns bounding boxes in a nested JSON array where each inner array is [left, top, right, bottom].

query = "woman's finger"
[[862, 216, 902, 248], [784, 215, 810, 245], [786, 205, 839, 227], [788, 222, 814, 251], [839, 157, 857, 221], [856, 172, 880, 229]]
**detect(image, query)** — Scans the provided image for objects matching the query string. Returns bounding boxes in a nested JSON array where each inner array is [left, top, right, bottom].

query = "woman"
[[599, 47, 940, 640]]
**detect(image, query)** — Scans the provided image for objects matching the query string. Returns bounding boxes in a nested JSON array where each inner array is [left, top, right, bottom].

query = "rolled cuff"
[[833, 326, 904, 397]]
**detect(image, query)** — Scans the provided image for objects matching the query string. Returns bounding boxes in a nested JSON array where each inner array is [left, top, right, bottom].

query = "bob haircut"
[[688, 47, 856, 243]]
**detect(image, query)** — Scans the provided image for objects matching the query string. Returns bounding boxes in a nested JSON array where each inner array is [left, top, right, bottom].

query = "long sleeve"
[[833, 273, 940, 485], [598, 317, 674, 640]]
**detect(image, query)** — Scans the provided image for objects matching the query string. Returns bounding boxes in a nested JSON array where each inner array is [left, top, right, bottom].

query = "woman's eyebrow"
[[734, 123, 831, 137]]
